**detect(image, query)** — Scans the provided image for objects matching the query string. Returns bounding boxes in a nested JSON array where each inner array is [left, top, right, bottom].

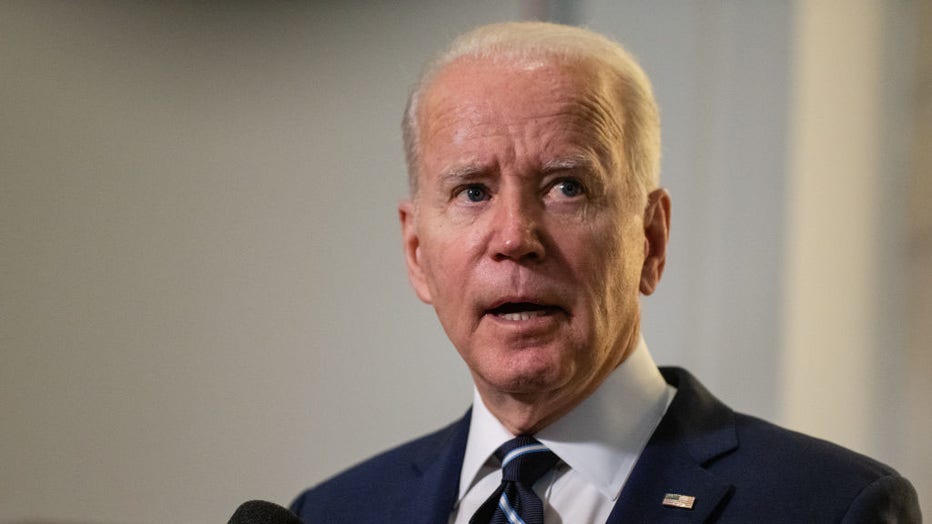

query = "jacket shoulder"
[[658, 367, 920, 522], [722, 412, 920, 522], [290, 415, 467, 522]]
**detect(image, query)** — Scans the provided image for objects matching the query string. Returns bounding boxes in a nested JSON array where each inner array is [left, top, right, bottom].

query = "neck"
[[476, 330, 640, 435]]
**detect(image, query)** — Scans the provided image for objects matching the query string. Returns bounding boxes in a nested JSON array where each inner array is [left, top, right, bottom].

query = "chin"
[[481, 355, 572, 395]]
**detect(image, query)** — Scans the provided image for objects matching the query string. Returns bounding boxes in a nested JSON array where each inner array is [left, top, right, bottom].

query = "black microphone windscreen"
[[228, 499, 303, 524]]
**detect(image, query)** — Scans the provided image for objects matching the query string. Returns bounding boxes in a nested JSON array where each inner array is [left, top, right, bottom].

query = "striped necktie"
[[469, 436, 559, 524]]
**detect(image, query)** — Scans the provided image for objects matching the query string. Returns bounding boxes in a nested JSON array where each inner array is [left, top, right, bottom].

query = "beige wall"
[[905, 0, 932, 511], [781, 0, 929, 512], [0, 3, 521, 522], [782, 0, 888, 453]]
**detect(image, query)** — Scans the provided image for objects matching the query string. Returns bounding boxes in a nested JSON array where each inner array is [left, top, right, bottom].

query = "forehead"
[[417, 56, 623, 173]]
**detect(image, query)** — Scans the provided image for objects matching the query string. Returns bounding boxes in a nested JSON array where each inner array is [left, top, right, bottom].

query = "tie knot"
[[494, 436, 559, 485]]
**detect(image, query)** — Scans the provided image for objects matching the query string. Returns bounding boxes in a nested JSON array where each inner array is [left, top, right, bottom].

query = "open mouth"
[[487, 302, 563, 321]]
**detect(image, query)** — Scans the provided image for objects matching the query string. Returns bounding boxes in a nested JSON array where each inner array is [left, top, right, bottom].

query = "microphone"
[[228, 499, 304, 524]]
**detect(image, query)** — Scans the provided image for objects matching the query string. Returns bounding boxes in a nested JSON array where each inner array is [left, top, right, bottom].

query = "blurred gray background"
[[2, 1, 929, 522]]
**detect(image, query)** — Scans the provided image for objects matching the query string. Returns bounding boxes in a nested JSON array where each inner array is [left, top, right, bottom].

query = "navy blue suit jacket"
[[291, 367, 921, 523]]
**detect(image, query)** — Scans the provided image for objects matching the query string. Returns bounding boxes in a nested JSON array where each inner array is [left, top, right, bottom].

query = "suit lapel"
[[607, 368, 738, 523], [396, 410, 472, 524], [605, 431, 734, 523]]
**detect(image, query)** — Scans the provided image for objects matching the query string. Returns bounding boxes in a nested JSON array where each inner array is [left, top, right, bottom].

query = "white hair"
[[402, 21, 661, 205]]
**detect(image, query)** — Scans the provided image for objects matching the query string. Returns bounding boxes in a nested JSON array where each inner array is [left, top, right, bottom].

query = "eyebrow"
[[540, 155, 608, 187], [438, 163, 489, 185], [540, 155, 599, 174], [437, 155, 603, 184]]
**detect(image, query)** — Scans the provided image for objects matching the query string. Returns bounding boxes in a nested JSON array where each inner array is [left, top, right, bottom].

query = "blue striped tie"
[[469, 436, 559, 524]]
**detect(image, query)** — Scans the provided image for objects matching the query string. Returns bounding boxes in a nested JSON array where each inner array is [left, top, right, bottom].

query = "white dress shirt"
[[449, 337, 676, 524]]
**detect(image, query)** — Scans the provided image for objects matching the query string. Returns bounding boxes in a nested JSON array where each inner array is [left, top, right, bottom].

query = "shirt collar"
[[457, 336, 673, 502]]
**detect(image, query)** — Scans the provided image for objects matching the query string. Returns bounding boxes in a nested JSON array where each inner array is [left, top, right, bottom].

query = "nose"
[[489, 195, 545, 262]]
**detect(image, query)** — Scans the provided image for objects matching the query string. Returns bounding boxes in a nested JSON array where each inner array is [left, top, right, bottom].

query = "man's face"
[[400, 56, 668, 418]]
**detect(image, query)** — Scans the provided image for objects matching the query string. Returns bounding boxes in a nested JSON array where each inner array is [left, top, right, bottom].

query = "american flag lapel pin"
[[662, 493, 696, 509]]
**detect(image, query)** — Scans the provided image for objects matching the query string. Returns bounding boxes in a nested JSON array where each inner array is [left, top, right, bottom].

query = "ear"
[[639, 188, 671, 295], [399, 199, 433, 304]]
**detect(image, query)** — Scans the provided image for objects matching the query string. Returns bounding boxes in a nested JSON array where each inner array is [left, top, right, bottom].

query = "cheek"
[[422, 219, 485, 271], [420, 237, 469, 307], [574, 229, 641, 315]]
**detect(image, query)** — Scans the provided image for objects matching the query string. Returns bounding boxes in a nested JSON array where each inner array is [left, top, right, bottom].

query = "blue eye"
[[556, 179, 584, 198], [462, 185, 489, 202]]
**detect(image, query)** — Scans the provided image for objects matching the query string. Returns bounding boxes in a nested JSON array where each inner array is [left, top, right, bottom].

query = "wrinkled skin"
[[399, 56, 670, 434]]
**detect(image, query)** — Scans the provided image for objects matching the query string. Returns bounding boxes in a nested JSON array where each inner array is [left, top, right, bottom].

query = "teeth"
[[498, 310, 548, 321]]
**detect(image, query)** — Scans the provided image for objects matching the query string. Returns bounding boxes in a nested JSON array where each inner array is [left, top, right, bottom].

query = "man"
[[291, 22, 920, 523]]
